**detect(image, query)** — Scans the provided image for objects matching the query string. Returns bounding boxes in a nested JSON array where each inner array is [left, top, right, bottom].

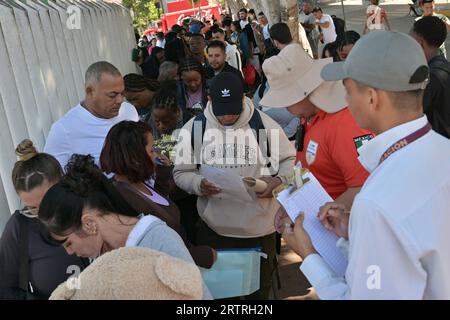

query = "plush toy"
[[50, 247, 203, 300]]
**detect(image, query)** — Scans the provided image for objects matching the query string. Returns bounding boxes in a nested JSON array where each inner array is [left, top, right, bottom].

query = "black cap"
[[210, 72, 244, 116]]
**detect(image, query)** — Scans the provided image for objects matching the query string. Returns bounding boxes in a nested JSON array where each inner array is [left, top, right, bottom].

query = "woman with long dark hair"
[[38, 154, 212, 299], [143, 47, 166, 79]]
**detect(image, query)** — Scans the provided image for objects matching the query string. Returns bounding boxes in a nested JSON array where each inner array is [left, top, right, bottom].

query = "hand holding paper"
[[200, 178, 222, 197], [242, 177, 268, 193], [199, 165, 253, 202], [281, 212, 317, 259], [255, 177, 282, 198]]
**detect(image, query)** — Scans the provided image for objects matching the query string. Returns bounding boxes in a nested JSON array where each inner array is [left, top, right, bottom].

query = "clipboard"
[[276, 171, 347, 277]]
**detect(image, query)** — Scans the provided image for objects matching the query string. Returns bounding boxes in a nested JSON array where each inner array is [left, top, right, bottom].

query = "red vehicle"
[[144, 0, 222, 35]]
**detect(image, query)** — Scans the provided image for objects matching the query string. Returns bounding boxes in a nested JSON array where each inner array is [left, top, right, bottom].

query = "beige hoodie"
[[173, 98, 295, 238]]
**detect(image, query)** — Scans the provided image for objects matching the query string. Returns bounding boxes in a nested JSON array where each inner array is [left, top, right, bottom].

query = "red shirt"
[[296, 108, 373, 199]]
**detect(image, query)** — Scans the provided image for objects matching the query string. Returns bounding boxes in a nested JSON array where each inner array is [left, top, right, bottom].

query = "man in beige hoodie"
[[173, 72, 296, 299]]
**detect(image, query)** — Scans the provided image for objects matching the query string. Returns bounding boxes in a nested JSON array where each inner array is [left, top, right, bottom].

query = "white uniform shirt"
[[300, 116, 450, 299], [44, 102, 139, 169]]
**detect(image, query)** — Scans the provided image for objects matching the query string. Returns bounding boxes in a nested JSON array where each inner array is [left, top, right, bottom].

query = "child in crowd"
[[177, 58, 208, 117], [148, 86, 203, 245], [123, 74, 160, 122]]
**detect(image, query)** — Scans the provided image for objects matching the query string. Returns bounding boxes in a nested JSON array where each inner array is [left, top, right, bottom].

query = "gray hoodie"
[[126, 215, 213, 300]]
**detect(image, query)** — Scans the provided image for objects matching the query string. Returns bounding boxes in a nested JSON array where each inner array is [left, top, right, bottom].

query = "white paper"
[[200, 165, 253, 203], [277, 172, 347, 277]]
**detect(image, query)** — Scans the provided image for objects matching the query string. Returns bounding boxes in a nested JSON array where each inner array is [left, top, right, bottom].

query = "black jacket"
[[205, 62, 247, 92], [424, 55, 450, 138], [0, 212, 88, 299]]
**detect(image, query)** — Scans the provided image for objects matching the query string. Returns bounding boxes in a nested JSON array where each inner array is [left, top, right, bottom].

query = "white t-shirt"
[[44, 102, 139, 169], [240, 19, 248, 30], [156, 39, 166, 49], [225, 43, 242, 73], [299, 12, 313, 24], [262, 24, 270, 40], [317, 14, 337, 44]]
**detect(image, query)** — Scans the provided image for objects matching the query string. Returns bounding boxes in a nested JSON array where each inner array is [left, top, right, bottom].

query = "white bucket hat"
[[261, 43, 347, 113]]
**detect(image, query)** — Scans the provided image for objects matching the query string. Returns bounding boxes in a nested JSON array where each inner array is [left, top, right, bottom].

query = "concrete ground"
[[270, 239, 312, 300], [272, 1, 449, 300], [324, 0, 450, 50]]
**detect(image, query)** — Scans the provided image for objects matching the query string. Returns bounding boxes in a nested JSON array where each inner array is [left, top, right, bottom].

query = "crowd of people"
[[1, 0, 450, 300]]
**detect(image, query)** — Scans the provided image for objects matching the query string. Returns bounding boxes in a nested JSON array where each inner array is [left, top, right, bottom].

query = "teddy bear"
[[49, 247, 203, 300]]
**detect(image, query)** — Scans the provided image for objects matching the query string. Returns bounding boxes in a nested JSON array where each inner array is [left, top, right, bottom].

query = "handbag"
[[242, 64, 257, 87]]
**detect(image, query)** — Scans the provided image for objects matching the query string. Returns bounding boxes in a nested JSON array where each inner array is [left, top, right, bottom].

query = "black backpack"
[[331, 15, 346, 39]]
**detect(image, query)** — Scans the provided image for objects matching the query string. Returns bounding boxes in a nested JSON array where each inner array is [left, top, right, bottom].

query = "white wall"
[[0, 0, 139, 232]]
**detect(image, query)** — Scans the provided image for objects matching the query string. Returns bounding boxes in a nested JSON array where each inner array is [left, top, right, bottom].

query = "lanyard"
[[379, 123, 432, 165]]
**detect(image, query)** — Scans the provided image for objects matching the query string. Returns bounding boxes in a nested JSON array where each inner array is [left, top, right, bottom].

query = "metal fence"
[[0, 0, 139, 232]]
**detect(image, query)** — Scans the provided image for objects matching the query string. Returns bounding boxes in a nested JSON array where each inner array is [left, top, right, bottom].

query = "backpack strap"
[[191, 113, 207, 168], [17, 213, 30, 295], [249, 110, 271, 160]]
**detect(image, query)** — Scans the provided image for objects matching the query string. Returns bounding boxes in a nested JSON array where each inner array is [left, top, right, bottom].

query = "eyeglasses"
[[18, 206, 39, 218]]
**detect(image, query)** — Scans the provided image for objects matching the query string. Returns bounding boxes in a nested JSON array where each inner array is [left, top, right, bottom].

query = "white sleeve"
[[236, 50, 243, 75], [120, 102, 139, 122], [43, 122, 71, 170], [227, 46, 239, 72], [231, 45, 243, 74], [301, 198, 426, 300]]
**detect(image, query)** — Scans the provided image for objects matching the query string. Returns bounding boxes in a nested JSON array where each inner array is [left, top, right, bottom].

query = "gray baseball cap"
[[321, 31, 429, 91]]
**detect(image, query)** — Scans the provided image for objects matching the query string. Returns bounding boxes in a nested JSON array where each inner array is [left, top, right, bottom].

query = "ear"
[[418, 38, 427, 51], [85, 84, 95, 99], [273, 39, 280, 49], [81, 213, 98, 235], [49, 281, 76, 300], [367, 87, 380, 111], [154, 255, 203, 299]]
